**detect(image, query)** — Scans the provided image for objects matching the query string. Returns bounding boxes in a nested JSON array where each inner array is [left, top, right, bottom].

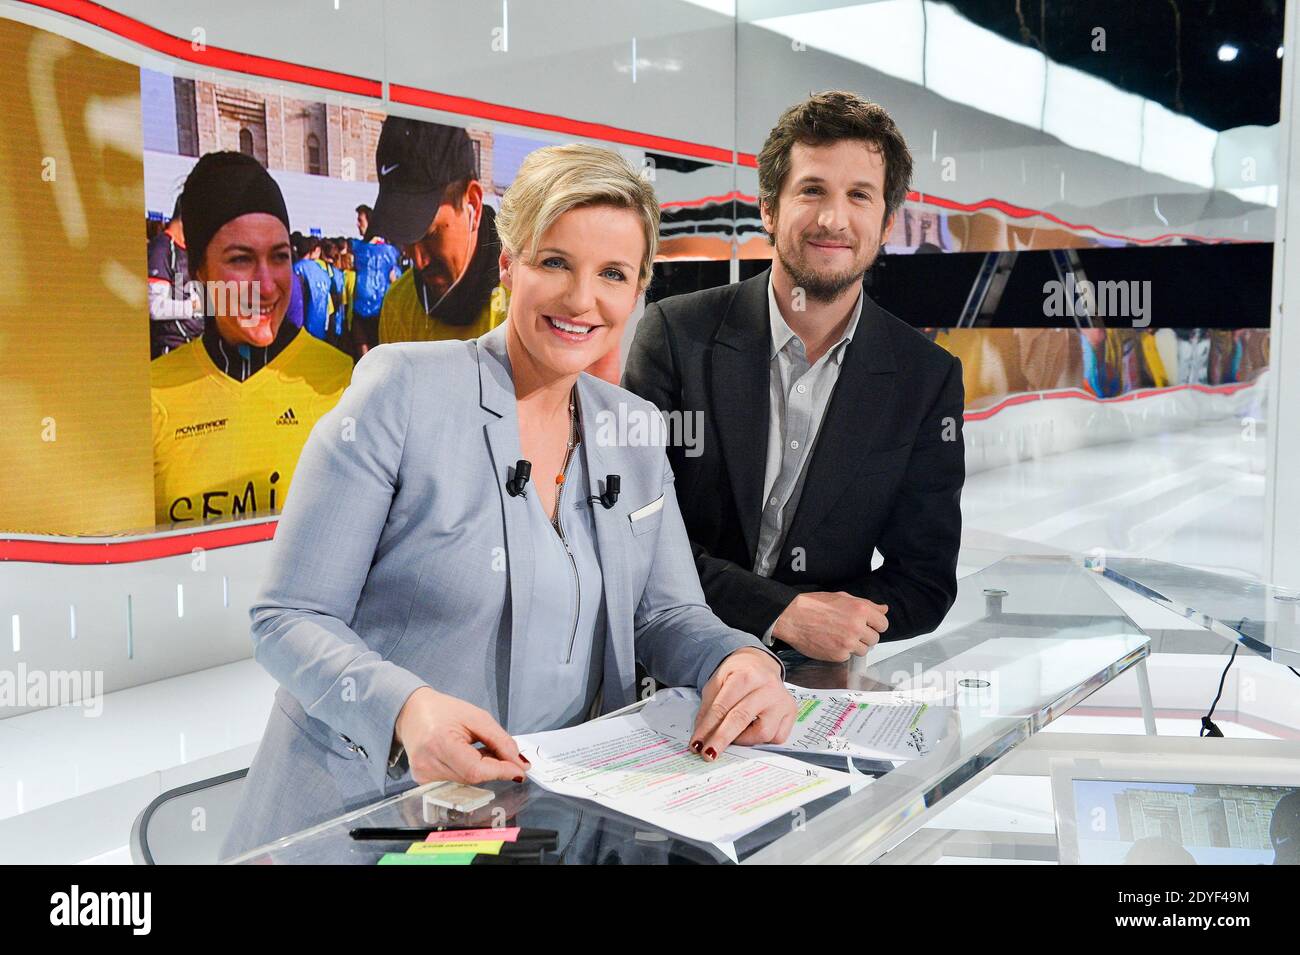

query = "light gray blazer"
[[221, 324, 772, 859]]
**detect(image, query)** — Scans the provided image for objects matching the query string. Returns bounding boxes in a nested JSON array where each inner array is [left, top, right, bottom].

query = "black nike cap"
[[366, 117, 479, 246]]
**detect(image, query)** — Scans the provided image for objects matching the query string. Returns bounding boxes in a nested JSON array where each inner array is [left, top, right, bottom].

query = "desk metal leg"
[[1136, 657, 1157, 736]]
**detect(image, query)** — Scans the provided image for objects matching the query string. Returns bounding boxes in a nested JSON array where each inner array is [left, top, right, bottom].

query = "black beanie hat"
[[181, 152, 291, 272]]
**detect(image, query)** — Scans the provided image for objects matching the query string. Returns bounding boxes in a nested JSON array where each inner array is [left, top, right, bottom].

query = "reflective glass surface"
[[228, 556, 1149, 865], [1102, 557, 1300, 667]]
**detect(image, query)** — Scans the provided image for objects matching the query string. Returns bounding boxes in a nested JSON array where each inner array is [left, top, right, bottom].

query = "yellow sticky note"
[[406, 840, 505, 855]]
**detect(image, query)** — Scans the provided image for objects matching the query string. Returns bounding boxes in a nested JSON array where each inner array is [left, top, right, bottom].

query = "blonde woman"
[[222, 144, 795, 857]]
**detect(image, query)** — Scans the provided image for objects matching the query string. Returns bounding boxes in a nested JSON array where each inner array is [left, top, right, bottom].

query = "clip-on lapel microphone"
[[506, 459, 532, 498], [587, 474, 620, 509]]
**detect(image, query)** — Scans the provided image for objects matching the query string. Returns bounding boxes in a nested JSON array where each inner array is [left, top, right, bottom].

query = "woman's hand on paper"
[[690, 648, 796, 761], [394, 686, 530, 786]]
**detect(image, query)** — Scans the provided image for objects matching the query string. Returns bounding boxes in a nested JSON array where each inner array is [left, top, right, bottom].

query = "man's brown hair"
[[757, 90, 913, 238]]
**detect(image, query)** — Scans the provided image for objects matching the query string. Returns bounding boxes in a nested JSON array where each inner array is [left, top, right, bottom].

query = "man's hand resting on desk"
[[394, 687, 530, 786], [691, 648, 796, 761], [772, 591, 889, 662]]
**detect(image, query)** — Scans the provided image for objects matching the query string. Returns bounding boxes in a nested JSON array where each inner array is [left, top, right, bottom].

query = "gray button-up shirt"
[[754, 272, 864, 591], [509, 424, 608, 734]]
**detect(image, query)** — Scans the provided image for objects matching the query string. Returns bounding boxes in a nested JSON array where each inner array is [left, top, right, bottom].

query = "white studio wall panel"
[[0, 538, 272, 718], [923, 1, 1046, 131], [1042, 60, 1145, 168], [752, 0, 927, 86]]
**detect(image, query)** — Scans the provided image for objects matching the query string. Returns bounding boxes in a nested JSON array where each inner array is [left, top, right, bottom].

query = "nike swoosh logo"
[[380, 163, 400, 177]]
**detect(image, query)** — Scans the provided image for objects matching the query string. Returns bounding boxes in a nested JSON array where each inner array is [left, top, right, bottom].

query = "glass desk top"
[[1100, 557, 1300, 669], [228, 555, 1150, 865]]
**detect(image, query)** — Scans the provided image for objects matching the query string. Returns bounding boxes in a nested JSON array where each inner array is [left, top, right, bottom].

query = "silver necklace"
[[551, 386, 579, 530]]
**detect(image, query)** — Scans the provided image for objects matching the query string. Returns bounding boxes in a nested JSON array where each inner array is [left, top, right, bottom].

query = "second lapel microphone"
[[588, 474, 620, 509]]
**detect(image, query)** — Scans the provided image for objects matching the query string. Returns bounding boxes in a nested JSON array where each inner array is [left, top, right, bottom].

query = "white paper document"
[[514, 689, 851, 844], [752, 684, 953, 761]]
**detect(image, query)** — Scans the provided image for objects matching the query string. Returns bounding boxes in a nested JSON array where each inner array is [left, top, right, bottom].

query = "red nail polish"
[[513, 776, 524, 783], [704, 747, 717, 760], [519, 754, 531, 764], [690, 740, 702, 753]]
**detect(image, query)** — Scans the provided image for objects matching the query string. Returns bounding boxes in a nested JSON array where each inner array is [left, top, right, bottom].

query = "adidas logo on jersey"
[[276, 407, 299, 425]]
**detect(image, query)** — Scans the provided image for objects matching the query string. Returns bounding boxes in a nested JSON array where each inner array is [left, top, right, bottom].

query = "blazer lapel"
[[710, 269, 772, 563], [781, 293, 898, 555], [576, 376, 636, 711], [475, 328, 533, 728]]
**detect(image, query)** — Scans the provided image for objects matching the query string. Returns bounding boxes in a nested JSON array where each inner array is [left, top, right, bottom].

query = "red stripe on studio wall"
[[0, 522, 278, 565], [962, 380, 1259, 422], [389, 84, 746, 165]]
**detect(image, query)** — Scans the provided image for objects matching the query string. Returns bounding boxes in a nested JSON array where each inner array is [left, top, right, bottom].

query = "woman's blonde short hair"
[[496, 143, 660, 291]]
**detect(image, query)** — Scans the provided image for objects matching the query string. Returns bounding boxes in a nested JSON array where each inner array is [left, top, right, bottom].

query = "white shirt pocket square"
[[628, 495, 664, 522]]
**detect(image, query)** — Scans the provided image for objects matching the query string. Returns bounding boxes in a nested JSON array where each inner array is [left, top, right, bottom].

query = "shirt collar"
[[759, 270, 863, 363], [201, 315, 299, 382], [766, 270, 864, 365]]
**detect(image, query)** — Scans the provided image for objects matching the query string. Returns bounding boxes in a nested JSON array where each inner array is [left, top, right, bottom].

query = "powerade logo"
[[276, 407, 299, 426], [173, 417, 228, 440], [49, 885, 151, 935]]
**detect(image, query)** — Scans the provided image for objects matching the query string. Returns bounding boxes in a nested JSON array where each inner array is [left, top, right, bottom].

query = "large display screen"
[[1072, 779, 1298, 865]]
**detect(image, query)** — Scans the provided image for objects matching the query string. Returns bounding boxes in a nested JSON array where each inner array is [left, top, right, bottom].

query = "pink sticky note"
[[424, 827, 521, 843]]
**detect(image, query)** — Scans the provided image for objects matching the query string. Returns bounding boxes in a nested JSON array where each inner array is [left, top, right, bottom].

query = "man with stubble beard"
[[624, 91, 965, 663]]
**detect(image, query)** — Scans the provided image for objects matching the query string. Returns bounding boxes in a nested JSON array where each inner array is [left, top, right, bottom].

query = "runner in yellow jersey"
[[368, 117, 508, 345], [378, 243, 507, 344], [368, 117, 620, 380], [151, 151, 353, 527]]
